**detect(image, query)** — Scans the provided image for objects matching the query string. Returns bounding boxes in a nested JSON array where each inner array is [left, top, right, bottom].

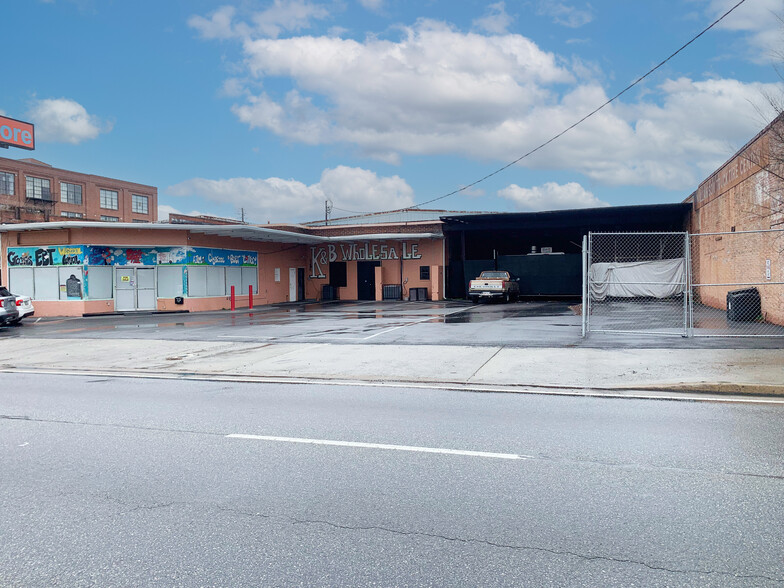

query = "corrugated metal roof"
[[306, 208, 481, 226]]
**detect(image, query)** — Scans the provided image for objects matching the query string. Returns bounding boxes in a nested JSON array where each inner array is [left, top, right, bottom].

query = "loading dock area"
[[443, 203, 691, 300]]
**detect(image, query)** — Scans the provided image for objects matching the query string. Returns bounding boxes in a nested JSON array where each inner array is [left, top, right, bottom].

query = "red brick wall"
[[0, 157, 157, 224], [691, 129, 784, 325]]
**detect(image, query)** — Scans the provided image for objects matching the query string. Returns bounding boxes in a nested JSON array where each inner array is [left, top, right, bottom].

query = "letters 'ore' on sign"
[[0, 115, 35, 150]]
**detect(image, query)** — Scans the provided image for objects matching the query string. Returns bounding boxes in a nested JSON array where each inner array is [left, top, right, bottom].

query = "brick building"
[[689, 113, 784, 326], [0, 157, 157, 224]]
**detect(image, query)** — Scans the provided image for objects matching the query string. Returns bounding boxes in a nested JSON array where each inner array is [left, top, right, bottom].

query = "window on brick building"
[[100, 189, 119, 210], [60, 182, 83, 205], [100, 215, 119, 222], [420, 265, 430, 280], [0, 171, 14, 195], [132, 194, 149, 214], [26, 176, 52, 200], [61, 211, 84, 218]]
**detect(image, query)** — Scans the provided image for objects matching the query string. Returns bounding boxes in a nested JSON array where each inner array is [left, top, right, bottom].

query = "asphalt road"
[[2, 372, 783, 587]]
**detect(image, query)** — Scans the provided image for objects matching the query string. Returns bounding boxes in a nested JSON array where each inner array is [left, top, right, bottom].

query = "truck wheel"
[[504, 293, 510, 303], [471, 296, 479, 304]]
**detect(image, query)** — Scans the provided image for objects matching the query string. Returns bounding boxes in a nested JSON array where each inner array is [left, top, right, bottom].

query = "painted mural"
[[6, 246, 85, 267], [88, 247, 158, 266], [187, 247, 257, 266], [8, 246, 258, 267]]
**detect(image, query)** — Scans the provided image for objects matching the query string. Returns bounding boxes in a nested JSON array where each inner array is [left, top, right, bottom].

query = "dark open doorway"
[[357, 261, 380, 300], [297, 267, 305, 301]]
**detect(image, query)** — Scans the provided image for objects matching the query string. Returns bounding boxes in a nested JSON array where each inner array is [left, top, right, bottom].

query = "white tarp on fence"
[[589, 258, 686, 301]]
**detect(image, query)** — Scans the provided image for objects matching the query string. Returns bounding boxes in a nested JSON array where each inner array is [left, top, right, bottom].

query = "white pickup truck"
[[468, 271, 520, 303]]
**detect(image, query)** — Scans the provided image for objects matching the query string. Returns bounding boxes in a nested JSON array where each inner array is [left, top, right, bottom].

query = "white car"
[[0, 287, 34, 324]]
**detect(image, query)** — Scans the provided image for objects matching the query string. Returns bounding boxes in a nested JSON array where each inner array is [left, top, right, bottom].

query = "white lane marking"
[[226, 433, 529, 460], [357, 308, 469, 341], [220, 308, 468, 341], [359, 316, 436, 340], [18, 442, 29, 447]]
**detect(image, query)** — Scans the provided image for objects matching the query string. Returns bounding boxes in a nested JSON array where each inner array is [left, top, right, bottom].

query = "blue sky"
[[2, 0, 782, 223]]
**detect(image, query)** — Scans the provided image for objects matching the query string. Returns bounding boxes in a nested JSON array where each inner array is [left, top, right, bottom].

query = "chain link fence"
[[583, 229, 784, 338], [690, 229, 784, 337], [585, 232, 690, 336]]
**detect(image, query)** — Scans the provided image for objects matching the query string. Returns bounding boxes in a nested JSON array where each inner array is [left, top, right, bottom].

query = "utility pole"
[[325, 199, 333, 225]]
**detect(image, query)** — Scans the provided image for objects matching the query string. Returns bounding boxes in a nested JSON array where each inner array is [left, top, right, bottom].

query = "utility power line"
[[408, 0, 749, 209]]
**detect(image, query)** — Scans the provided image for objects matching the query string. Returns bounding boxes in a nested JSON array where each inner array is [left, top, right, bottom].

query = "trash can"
[[726, 287, 761, 322]]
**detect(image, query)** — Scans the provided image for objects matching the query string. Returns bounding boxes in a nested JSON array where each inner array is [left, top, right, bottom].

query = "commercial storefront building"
[[0, 220, 446, 316]]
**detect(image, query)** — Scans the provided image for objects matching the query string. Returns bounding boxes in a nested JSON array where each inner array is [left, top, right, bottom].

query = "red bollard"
[[230, 285, 235, 311], [248, 284, 253, 309]]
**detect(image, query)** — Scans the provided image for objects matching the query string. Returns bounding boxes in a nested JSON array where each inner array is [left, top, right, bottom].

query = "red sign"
[[0, 115, 35, 150]]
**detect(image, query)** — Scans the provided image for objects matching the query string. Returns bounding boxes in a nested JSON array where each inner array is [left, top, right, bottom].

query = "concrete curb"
[[638, 383, 784, 397], [3, 365, 783, 401]]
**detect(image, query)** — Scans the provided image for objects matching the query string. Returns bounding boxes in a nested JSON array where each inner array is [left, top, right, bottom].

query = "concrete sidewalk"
[[3, 338, 783, 396]]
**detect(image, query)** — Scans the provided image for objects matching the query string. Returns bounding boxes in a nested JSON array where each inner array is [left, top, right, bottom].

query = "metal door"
[[115, 267, 136, 311], [136, 268, 156, 310], [289, 267, 297, 301], [357, 261, 379, 300], [115, 267, 157, 311]]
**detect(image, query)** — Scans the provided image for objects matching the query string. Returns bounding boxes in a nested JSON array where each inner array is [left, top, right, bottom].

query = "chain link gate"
[[583, 229, 784, 338], [691, 229, 784, 337], [583, 232, 690, 337]]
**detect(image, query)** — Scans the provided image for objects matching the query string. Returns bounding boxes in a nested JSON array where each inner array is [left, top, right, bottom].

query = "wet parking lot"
[[3, 298, 784, 349]]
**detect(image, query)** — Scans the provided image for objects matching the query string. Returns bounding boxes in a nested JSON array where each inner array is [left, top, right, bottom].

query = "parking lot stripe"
[[226, 433, 530, 460]]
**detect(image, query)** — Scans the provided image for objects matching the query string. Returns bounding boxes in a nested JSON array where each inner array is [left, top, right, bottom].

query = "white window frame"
[[100, 189, 119, 210], [132, 194, 149, 214], [26, 176, 52, 200], [0, 171, 14, 195], [60, 181, 83, 205]]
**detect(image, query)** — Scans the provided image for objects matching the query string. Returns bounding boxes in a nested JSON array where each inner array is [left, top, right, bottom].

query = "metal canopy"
[[0, 221, 441, 244], [440, 203, 692, 231], [0, 221, 323, 244]]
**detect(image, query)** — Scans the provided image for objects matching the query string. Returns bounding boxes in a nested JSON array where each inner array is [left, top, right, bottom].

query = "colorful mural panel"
[[8, 245, 258, 268], [187, 248, 257, 266], [87, 246, 158, 266], [7, 246, 86, 267]]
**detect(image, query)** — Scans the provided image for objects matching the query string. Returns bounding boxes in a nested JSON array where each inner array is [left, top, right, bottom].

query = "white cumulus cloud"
[[358, 0, 384, 12], [192, 10, 782, 193], [498, 182, 609, 211], [189, 1, 330, 40], [167, 166, 414, 223], [188, 5, 245, 40], [27, 98, 110, 144], [473, 2, 514, 34], [707, 0, 783, 62], [536, 1, 594, 28]]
